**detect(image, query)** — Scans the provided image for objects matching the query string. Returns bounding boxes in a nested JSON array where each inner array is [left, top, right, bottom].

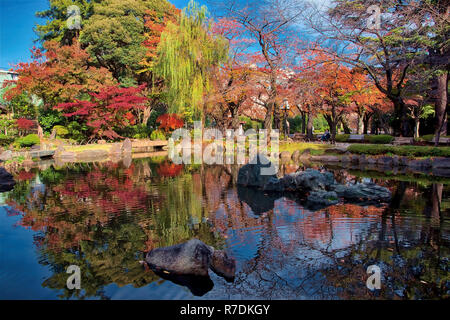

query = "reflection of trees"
[[4, 160, 224, 299], [322, 183, 449, 299], [2, 162, 449, 299]]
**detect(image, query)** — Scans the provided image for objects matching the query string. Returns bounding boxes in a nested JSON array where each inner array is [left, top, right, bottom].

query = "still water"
[[0, 157, 449, 299]]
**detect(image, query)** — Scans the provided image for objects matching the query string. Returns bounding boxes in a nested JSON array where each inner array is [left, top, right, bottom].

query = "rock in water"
[[306, 190, 339, 209], [144, 239, 236, 281], [237, 154, 277, 188], [331, 182, 392, 203], [145, 239, 212, 277], [0, 167, 15, 192], [291, 169, 336, 192]]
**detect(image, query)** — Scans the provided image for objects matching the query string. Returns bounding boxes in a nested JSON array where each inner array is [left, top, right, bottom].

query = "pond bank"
[[0, 139, 168, 167], [281, 149, 450, 177]]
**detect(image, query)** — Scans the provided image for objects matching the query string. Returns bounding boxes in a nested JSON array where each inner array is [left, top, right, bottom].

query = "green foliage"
[[52, 125, 69, 137], [0, 116, 17, 136], [38, 109, 65, 133], [0, 134, 14, 147], [79, 0, 175, 81], [347, 144, 450, 157], [365, 135, 395, 144], [239, 116, 262, 131], [288, 115, 303, 133], [150, 129, 166, 141], [66, 121, 90, 143], [313, 114, 329, 133], [154, 0, 228, 120], [14, 134, 40, 148], [335, 134, 350, 142], [119, 124, 152, 139], [8, 92, 38, 119], [35, 0, 97, 45], [421, 134, 435, 142]]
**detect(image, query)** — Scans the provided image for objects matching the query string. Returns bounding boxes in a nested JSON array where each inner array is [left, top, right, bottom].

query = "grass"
[[347, 144, 450, 158], [279, 142, 331, 155], [63, 144, 113, 152]]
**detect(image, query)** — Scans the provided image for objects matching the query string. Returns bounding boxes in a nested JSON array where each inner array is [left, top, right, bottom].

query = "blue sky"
[[0, 0, 204, 70]]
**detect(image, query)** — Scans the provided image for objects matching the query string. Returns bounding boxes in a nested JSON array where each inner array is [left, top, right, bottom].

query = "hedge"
[[335, 134, 350, 142], [0, 134, 14, 147], [365, 135, 394, 144], [334, 134, 394, 144], [347, 144, 450, 157], [150, 130, 166, 141], [14, 134, 40, 148]]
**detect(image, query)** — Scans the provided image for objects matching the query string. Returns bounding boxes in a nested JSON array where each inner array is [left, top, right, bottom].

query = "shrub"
[[288, 115, 303, 134], [0, 134, 14, 147], [67, 121, 89, 143], [16, 118, 35, 131], [157, 114, 184, 132], [347, 144, 450, 157], [335, 134, 349, 142], [52, 125, 69, 137], [365, 135, 394, 144], [421, 134, 435, 142], [14, 134, 40, 148], [122, 124, 151, 139], [150, 130, 166, 141]]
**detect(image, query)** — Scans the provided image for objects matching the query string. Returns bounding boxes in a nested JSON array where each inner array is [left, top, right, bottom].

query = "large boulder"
[[144, 239, 236, 281], [0, 150, 13, 161], [331, 182, 391, 203], [0, 167, 15, 192], [237, 154, 277, 188], [291, 169, 336, 192]]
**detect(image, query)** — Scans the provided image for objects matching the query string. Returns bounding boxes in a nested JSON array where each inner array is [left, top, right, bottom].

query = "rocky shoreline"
[[238, 154, 392, 209], [280, 149, 450, 177]]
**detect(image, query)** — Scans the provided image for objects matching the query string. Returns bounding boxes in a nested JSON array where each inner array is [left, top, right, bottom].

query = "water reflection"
[[0, 159, 449, 299]]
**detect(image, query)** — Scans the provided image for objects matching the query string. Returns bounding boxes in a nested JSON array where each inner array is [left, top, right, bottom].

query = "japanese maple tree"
[[55, 84, 148, 140], [156, 113, 184, 133], [4, 40, 116, 111]]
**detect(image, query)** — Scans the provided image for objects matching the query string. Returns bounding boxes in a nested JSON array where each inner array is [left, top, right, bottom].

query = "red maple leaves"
[[156, 113, 184, 132], [55, 84, 148, 140]]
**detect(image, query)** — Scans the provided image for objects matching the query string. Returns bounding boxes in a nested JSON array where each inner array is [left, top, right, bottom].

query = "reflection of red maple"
[[156, 161, 183, 177], [6, 162, 163, 250]]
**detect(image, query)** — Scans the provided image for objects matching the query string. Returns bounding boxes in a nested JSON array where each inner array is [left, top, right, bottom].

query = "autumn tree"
[[4, 40, 116, 132], [305, 0, 432, 137], [213, 0, 304, 131], [204, 18, 259, 132], [55, 84, 148, 140]]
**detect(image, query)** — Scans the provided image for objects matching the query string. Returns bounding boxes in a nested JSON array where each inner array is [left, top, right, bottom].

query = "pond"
[[0, 156, 449, 300]]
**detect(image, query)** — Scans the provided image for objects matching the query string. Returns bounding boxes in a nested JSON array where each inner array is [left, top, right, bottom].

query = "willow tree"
[[154, 0, 228, 123]]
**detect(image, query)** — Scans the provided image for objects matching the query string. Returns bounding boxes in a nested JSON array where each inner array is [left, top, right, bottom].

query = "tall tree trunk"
[[434, 71, 448, 146], [301, 111, 306, 134], [142, 106, 152, 126], [306, 106, 314, 140], [363, 112, 372, 135], [341, 118, 351, 134], [414, 118, 420, 139]]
